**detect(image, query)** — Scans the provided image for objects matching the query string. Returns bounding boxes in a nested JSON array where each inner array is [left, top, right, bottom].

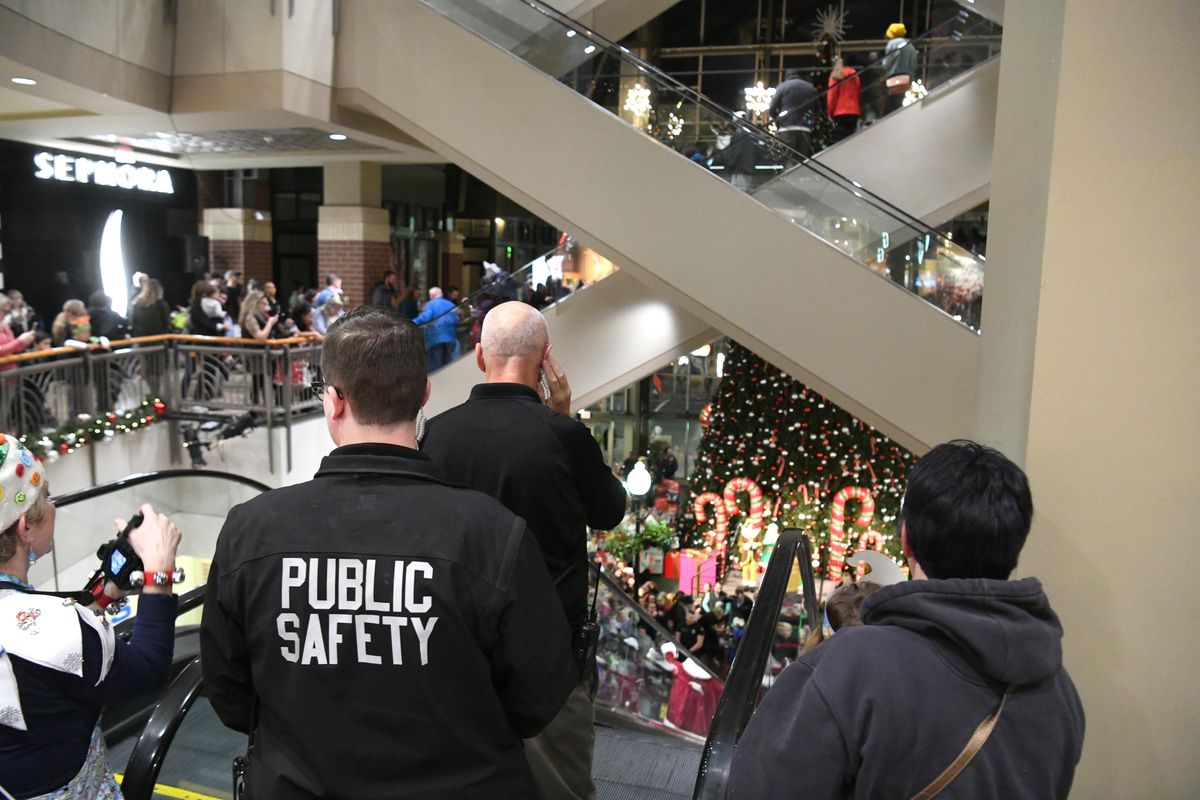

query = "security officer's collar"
[[469, 383, 540, 402], [315, 443, 448, 484]]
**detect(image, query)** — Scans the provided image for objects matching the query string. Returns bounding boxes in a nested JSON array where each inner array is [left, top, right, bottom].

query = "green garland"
[[20, 396, 167, 460]]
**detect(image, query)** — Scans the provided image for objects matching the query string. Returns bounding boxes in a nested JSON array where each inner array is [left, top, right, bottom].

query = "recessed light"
[[566, 30, 576, 38], [329, 133, 348, 141], [584, 45, 596, 54], [10, 77, 37, 86]]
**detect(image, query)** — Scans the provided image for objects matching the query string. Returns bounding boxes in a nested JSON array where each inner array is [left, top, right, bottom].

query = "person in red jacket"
[[826, 56, 862, 143]]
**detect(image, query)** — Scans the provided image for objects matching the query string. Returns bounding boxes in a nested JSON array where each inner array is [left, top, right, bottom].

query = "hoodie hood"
[[859, 577, 1064, 685]]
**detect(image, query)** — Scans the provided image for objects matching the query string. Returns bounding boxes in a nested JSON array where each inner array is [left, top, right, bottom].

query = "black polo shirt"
[[423, 383, 628, 624]]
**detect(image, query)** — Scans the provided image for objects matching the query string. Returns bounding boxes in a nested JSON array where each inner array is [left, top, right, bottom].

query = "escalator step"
[[593, 726, 702, 799]]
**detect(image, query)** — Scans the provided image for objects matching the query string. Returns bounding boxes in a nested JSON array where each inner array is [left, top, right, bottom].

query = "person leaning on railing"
[[0, 296, 36, 370], [0, 437, 184, 799], [130, 279, 172, 338], [49, 301, 90, 348]]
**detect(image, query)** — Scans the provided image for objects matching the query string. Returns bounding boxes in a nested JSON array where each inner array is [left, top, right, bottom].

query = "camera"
[[83, 511, 185, 612]]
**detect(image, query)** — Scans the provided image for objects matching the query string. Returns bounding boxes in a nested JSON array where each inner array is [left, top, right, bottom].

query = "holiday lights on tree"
[[684, 342, 911, 579]]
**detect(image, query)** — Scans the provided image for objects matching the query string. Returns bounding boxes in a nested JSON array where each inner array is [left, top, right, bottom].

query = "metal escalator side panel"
[[692, 529, 817, 800]]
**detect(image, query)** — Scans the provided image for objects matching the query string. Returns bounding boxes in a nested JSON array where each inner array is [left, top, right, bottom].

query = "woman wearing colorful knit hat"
[[0, 434, 182, 799]]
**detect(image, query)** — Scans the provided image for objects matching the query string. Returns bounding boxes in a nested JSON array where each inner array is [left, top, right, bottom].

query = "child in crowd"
[[802, 580, 884, 652]]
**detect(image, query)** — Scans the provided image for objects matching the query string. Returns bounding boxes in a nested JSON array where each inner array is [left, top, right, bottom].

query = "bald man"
[[412, 286, 460, 370], [422, 302, 627, 800]]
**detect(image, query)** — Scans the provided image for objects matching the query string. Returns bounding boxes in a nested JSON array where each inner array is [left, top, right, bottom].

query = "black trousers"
[[832, 115, 859, 142]]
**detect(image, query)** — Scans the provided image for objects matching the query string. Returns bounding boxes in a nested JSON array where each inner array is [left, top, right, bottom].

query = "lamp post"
[[624, 460, 653, 596]]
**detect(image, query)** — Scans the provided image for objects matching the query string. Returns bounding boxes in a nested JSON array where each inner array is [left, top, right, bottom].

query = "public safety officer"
[[201, 307, 576, 799], [423, 301, 628, 800]]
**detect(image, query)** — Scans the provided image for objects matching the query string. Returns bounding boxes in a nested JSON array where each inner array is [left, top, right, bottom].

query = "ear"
[[542, 342, 553, 364], [326, 385, 349, 422], [475, 343, 486, 374], [421, 379, 431, 408], [16, 513, 28, 544], [900, 521, 913, 560]]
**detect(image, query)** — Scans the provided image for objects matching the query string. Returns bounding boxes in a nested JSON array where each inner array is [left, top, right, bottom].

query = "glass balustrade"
[[420, 0, 989, 330]]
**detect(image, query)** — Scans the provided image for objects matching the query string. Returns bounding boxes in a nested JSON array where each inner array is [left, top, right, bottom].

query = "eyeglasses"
[[311, 379, 341, 400]]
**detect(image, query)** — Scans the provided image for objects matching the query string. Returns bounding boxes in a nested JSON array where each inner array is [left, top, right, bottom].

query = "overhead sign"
[[33, 151, 174, 194]]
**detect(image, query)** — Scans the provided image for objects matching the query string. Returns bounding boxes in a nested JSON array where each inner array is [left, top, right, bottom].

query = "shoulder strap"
[[910, 686, 1014, 800]]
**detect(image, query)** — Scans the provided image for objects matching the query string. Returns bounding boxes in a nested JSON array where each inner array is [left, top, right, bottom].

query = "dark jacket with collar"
[[729, 577, 1085, 799], [200, 444, 576, 800], [423, 383, 628, 626]]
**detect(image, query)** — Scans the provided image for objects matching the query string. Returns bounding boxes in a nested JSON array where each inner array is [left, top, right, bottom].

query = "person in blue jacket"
[[412, 286, 460, 371]]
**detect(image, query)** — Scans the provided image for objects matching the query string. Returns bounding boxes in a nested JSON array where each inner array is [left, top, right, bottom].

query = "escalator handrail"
[[53, 469, 273, 509], [692, 529, 818, 800], [118, 656, 207, 800], [457, 0, 989, 253], [413, 247, 549, 329], [597, 568, 721, 682]]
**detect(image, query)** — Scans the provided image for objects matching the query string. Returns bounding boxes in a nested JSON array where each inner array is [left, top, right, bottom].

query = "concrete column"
[[318, 162, 390, 304], [200, 209, 273, 287], [980, 1, 1200, 795]]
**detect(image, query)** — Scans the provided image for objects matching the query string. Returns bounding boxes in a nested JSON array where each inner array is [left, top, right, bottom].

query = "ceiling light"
[[566, 30, 576, 37], [584, 45, 596, 54], [329, 133, 348, 141], [10, 77, 37, 86]]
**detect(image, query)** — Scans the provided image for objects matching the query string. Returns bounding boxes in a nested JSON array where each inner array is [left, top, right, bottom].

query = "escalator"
[[801, 8, 1001, 226], [38, 470, 822, 799], [334, 0, 986, 451], [421, 257, 717, 417]]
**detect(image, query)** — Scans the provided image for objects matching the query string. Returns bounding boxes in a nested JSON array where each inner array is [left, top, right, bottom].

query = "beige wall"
[[985, 1, 1200, 796], [0, 0, 174, 74]]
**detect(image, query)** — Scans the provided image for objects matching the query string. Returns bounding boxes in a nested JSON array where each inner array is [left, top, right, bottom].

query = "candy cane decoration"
[[827, 486, 875, 581], [724, 478, 765, 539], [693, 492, 728, 548], [855, 530, 885, 579]]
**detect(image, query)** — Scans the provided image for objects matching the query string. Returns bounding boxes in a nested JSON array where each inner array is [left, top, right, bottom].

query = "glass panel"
[[32, 475, 263, 623], [594, 573, 723, 738], [416, 242, 617, 373], [419, 0, 990, 330]]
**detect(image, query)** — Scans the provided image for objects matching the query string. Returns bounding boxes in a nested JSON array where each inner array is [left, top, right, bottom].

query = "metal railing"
[[0, 334, 323, 457]]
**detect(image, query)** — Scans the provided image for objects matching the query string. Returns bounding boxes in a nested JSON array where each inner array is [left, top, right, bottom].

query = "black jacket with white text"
[[200, 444, 576, 800]]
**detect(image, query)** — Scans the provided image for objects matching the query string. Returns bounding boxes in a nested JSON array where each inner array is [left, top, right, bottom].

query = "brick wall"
[[317, 240, 391, 307], [209, 240, 274, 287]]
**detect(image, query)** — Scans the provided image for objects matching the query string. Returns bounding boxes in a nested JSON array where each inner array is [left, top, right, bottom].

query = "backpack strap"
[[910, 685, 1014, 800]]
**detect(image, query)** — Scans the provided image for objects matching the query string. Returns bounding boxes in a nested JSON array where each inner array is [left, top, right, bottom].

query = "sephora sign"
[[33, 151, 174, 194]]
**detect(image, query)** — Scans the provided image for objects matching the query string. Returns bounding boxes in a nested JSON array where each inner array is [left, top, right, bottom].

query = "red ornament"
[[59, 443, 69, 454], [106, 412, 117, 423], [153, 401, 167, 415], [14, 464, 23, 478]]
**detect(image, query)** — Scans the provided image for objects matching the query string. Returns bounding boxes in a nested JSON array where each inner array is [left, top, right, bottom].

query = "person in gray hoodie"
[[729, 440, 1084, 799]]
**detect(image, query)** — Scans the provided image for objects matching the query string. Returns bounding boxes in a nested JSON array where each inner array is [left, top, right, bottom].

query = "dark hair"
[[88, 290, 111, 308], [785, 68, 803, 80], [191, 280, 217, 302], [320, 306, 426, 426], [901, 440, 1033, 579], [325, 274, 340, 286]]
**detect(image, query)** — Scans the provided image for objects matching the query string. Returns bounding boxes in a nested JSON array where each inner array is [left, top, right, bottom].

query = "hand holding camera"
[[88, 503, 184, 608]]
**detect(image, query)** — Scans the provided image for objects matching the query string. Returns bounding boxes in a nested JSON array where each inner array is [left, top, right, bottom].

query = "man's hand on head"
[[541, 354, 572, 415]]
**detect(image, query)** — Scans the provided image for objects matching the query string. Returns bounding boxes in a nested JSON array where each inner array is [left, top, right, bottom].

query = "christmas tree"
[[684, 341, 913, 581]]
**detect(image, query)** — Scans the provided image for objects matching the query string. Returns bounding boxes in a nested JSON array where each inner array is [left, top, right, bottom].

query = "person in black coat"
[[730, 441, 1085, 799], [129, 279, 171, 337], [201, 308, 575, 799], [86, 290, 129, 340], [422, 300, 628, 800]]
